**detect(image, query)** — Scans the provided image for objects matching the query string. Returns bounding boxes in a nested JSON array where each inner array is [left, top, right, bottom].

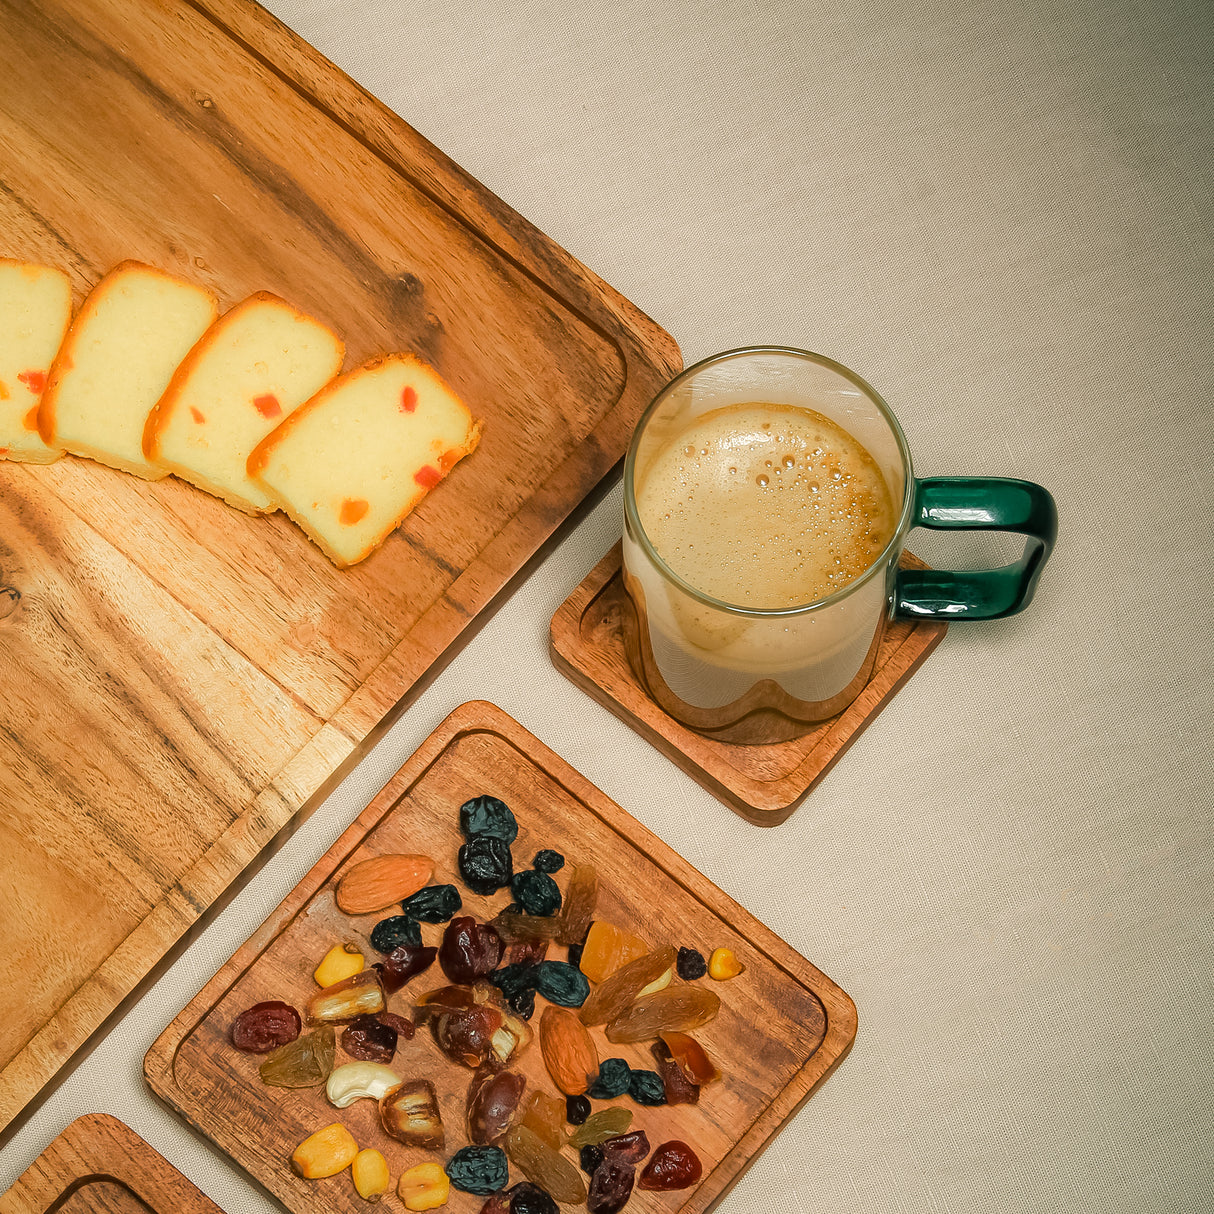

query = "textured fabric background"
[[4, 1, 1211, 1211]]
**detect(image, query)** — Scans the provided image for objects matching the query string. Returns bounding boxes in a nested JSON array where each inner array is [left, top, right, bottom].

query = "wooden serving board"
[[0, 0, 680, 1131], [0, 1113, 226, 1214], [144, 701, 856, 1214]]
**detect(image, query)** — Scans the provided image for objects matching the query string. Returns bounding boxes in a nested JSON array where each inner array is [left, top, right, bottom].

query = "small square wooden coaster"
[[550, 543, 948, 825]]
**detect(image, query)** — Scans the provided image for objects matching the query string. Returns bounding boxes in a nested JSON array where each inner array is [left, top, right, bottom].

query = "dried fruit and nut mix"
[[226, 792, 737, 1209]]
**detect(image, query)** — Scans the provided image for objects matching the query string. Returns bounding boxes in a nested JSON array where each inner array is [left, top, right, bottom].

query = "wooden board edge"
[[0, 1113, 223, 1214], [145, 701, 857, 1182]]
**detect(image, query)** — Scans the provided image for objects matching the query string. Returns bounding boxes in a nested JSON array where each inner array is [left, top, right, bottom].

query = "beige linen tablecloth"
[[3, 1, 1211, 1211]]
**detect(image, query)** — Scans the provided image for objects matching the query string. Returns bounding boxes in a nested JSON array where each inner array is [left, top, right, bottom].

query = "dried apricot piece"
[[578, 921, 649, 983]]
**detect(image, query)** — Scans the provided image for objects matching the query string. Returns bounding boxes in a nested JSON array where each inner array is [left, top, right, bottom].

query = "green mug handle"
[[895, 477, 1057, 620]]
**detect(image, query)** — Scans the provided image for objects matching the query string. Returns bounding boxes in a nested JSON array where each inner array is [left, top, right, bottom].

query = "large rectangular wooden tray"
[[0, 0, 680, 1132], [0, 1114, 225, 1214], [144, 701, 856, 1214]]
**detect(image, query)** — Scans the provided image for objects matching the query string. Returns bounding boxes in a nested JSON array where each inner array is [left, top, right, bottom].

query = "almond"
[[538, 1005, 599, 1095], [335, 853, 435, 914]]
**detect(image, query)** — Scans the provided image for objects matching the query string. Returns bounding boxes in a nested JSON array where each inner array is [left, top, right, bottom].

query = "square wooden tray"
[[0, 0, 680, 1131], [0, 1114, 225, 1214], [144, 701, 856, 1214]]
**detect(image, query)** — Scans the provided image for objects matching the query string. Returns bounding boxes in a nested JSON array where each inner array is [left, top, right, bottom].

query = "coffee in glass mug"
[[622, 348, 1056, 743]]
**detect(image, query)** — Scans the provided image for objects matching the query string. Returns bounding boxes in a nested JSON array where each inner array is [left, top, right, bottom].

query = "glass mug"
[[621, 347, 1057, 744]]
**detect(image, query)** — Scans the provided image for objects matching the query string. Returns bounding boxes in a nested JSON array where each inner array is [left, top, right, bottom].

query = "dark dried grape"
[[565, 1094, 591, 1125], [441, 917, 505, 984], [579, 1144, 604, 1176], [566, 937, 587, 968], [587, 1160, 634, 1214], [627, 1069, 666, 1106], [341, 1014, 398, 1063], [460, 795, 518, 842], [478, 1194, 513, 1214], [533, 961, 589, 1007], [370, 914, 422, 953], [433, 1004, 505, 1069], [637, 1140, 702, 1191], [676, 946, 707, 980], [507, 935, 550, 967], [601, 1130, 650, 1166], [533, 849, 565, 873], [509, 1182, 559, 1214], [467, 1065, 527, 1144], [460, 835, 514, 895], [401, 883, 462, 923], [588, 1057, 631, 1100], [489, 963, 539, 1001], [446, 1144, 509, 1195], [375, 943, 437, 993], [230, 1001, 301, 1053], [511, 870, 562, 916], [379, 1011, 416, 1040]]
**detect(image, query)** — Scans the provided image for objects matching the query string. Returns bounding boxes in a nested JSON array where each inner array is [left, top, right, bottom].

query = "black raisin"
[[579, 1144, 605, 1175], [566, 922, 592, 969], [588, 1057, 631, 1100], [506, 986, 536, 1019], [533, 960, 589, 1007], [459, 835, 514, 895], [400, 884, 462, 923], [459, 795, 518, 843], [533, 849, 565, 873], [511, 870, 562, 917], [566, 1093, 591, 1125], [370, 915, 421, 953], [445, 1144, 509, 1194], [508, 1182, 559, 1214], [627, 1069, 666, 1106], [676, 946, 707, 980], [488, 963, 539, 1000]]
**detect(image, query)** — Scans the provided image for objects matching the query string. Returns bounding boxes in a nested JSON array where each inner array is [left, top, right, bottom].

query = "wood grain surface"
[[0, 0, 681, 1132], [550, 544, 949, 824], [0, 1113, 226, 1214], [144, 701, 856, 1214]]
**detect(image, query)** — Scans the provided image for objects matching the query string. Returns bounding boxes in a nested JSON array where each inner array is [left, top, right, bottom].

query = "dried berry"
[[478, 1193, 514, 1214], [568, 1106, 633, 1147], [587, 1057, 631, 1100], [401, 883, 463, 923], [579, 1144, 604, 1175], [586, 1160, 634, 1214], [511, 870, 562, 916], [565, 1094, 591, 1125], [601, 1130, 650, 1166], [555, 864, 598, 946], [651, 1039, 699, 1104], [259, 1025, 335, 1087], [342, 1014, 399, 1063], [446, 1145, 510, 1195], [604, 984, 720, 1043], [539, 1006, 599, 1094], [627, 1069, 666, 1105], [467, 1065, 527, 1144], [375, 943, 437, 993], [505, 986, 537, 1020], [676, 946, 707, 980], [380, 1079, 444, 1147], [380, 1011, 416, 1039], [370, 914, 422, 953], [532, 849, 564, 873], [307, 969, 386, 1025], [489, 963, 539, 1001], [460, 835, 514, 895], [638, 1140, 702, 1191], [503, 1124, 587, 1204], [460, 794, 519, 841], [441, 917, 505, 984], [230, 1001, 301, 1053], [580, 946, 675, 1026], [533, 961, 589, 1008], [508, 1181, 559, 1214]]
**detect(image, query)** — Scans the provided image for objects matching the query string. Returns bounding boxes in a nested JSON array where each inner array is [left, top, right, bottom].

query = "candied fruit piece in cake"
[[144, 292, 343, 513], [247, 352, 481, 567], [0, 260, 72, 465], [39, 261, 218, 478]]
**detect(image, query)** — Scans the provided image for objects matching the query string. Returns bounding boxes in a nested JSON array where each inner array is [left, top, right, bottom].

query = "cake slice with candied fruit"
[[247, 352, 481, 567]]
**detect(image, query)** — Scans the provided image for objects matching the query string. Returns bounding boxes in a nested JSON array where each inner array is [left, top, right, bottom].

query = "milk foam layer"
[[635, 401, 896, 609]]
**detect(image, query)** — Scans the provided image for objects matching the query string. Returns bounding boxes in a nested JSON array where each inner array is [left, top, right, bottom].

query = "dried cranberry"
[[374, 943, 437, 992], [507, 935, 550, 967], [440, 917, 505, 984], [342, 1013, 398, 1062], [379, 1011, 416, 1040], [587, 1160, 634, 1214], [637, 1140, 702, 1191], [601, 1130, 650, 1166], [230, 1001, 301, 1053]]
